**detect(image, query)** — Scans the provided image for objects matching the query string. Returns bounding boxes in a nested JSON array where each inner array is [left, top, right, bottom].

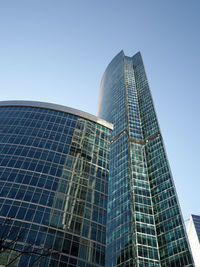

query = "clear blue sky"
[[0, 0, 199, 222]]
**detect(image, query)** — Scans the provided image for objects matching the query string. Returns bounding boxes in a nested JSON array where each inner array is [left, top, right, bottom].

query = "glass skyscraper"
[[97, 51, 194, 266], [0, 51, 194, 267], [0, 101, 112, 267]]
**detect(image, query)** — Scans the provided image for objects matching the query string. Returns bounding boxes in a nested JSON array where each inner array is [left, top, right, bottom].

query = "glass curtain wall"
[[97, 51, 194, 267], [0, 103, 112, 267]]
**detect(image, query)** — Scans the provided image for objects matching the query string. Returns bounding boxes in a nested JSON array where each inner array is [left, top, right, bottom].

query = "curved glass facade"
[[97, 51, 194, 266], [0, 102, 112, 267]]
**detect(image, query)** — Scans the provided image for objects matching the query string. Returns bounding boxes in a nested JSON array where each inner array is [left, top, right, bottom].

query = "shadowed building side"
[[187, 214, 200, 267]]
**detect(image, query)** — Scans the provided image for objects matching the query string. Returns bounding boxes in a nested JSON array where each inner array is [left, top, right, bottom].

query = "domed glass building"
[[0, 101, 112, 267]]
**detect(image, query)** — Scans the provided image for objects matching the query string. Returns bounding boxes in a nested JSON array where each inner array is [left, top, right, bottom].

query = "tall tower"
[[97, 51, 194, 266]]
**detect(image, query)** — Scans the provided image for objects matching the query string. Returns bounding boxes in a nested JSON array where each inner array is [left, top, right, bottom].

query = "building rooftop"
[[0, 100, 113, 130]]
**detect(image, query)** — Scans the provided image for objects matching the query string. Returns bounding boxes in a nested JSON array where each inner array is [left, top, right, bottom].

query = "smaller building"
[[0, 101, 113, 267], [187, 214, 200, 267]]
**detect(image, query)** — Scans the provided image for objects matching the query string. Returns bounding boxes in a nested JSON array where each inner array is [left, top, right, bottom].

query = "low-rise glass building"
[[0, 101, 112, 267]]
